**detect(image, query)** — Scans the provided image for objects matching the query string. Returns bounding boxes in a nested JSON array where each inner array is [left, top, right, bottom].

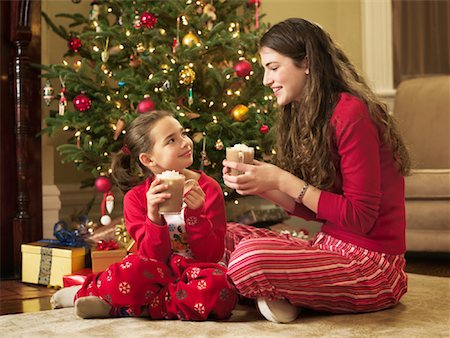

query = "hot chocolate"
[[157, 171, 186, 215], [226, 144, 255, 175]]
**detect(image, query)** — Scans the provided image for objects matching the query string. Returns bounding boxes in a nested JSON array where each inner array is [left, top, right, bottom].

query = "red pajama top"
[[291, 93, 406, 255], [123, 171, 227, 263]]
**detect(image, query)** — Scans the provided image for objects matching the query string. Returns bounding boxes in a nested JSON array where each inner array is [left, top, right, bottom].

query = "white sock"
[[75, 296, 111, 319], [256, 297, 300, 323], [50, 285, 82, 309]]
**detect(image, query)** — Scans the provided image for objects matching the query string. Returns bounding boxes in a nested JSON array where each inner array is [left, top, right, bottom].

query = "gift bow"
[[53, 221, 86, 247], [96, 239, 119, 251], [114, 221, 132, 248]]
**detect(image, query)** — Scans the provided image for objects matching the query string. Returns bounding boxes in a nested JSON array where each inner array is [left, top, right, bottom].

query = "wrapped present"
[[236, 207, 289, 227], [62, 268, 92, 287], [21, 241, 87, 288], [91, 241, 127, 273]]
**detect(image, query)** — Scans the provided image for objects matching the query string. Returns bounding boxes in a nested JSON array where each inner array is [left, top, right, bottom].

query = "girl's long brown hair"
[[260, 18, 410, 190], [111, 110, 173, 193]]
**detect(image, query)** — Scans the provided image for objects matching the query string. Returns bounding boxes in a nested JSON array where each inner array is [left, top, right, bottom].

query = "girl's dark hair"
[[111, 110, 173, 193], [260, 18, 410, 189]]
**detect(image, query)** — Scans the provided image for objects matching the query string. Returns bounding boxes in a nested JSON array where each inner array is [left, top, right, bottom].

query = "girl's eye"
[[167, 138, 175, 144]]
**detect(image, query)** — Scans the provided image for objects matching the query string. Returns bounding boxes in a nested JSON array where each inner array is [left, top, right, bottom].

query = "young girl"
[[223, 18, 410, 323], [52, 110, 237, 320]]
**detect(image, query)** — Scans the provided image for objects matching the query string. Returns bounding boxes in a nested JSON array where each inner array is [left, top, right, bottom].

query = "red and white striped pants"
[[225, 222, 408, 313]]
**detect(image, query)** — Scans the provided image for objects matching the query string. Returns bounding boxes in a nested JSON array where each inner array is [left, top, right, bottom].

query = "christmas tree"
[[41, 0, 277, 199]]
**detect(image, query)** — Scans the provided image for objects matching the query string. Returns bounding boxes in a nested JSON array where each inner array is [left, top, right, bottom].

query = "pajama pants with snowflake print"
[[74, 254, 238, 320]]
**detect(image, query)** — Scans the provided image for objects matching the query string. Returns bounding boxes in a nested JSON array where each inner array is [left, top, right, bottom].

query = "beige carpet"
[[1, 273, 449, 337]]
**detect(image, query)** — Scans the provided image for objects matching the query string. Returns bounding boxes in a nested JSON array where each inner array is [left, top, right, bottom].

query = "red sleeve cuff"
[[184, 204, 205, 217], [317, 190, 339, 222]]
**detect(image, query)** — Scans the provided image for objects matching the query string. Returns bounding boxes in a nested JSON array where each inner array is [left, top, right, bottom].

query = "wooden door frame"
[[1, 0, 42, 279]]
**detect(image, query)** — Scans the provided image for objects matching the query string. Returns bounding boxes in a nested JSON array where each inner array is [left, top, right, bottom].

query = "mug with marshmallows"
[[225, 144, 255, 175], [156, 170, 195, 215]]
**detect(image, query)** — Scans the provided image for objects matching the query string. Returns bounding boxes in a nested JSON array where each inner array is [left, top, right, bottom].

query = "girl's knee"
[[228, 237, 270, 269]]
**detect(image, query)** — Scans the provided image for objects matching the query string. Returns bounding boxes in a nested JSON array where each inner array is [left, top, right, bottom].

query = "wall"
[[261, 0, 362, 72]]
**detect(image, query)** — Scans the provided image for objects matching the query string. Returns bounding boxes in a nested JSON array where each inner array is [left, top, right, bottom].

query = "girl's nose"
[[263, 72, 272, 87], [181, 138, 190, 148]]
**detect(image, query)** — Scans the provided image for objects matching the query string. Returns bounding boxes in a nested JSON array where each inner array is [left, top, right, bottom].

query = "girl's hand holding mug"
[[146, 178, 170, 225], [222, 159, 281, 196], [183, 180, 205, 211]]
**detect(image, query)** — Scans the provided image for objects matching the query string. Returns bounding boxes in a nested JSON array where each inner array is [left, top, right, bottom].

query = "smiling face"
[[140, 116, 193, 175], [260, 46, 309, 106]]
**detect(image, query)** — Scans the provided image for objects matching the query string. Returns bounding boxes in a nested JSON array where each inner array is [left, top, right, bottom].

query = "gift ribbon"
[[114, 222, 132, 248], [51, 221, 86, 247], [38, 246, 52, 285]]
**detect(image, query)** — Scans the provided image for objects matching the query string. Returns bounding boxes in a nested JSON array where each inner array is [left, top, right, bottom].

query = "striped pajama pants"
[[225, 222, 408, 313]]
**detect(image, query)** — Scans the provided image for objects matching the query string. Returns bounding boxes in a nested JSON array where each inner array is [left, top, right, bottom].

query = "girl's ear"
[[303, 56, 309, 75], [138, 153, 153, 168]]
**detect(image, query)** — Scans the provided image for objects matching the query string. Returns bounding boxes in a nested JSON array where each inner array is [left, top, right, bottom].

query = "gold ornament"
[[182, 31, 199, 47], [230, 104, 249, 121], [215, 139, 224, 150], [179, 66, 196, 85]]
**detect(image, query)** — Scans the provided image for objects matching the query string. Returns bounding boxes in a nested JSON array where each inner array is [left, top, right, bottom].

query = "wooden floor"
[[0, 280, 56, 315], [1, 252, 449, 316]]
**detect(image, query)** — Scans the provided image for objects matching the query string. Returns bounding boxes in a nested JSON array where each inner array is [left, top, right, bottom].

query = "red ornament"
[[95, 176, 112, 193], [260, 124, 269, 134], [68, 37, 82, 52], [247, 0, 261, 7], [234, 60, 253, 78], [140, 12, 157, 29], [73, 93, 91, 112], [137, 95, 155, 113]]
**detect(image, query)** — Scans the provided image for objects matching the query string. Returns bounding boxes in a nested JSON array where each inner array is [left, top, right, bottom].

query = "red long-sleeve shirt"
[[291, 93, 406, 255], [123, 171, 227, 263]]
